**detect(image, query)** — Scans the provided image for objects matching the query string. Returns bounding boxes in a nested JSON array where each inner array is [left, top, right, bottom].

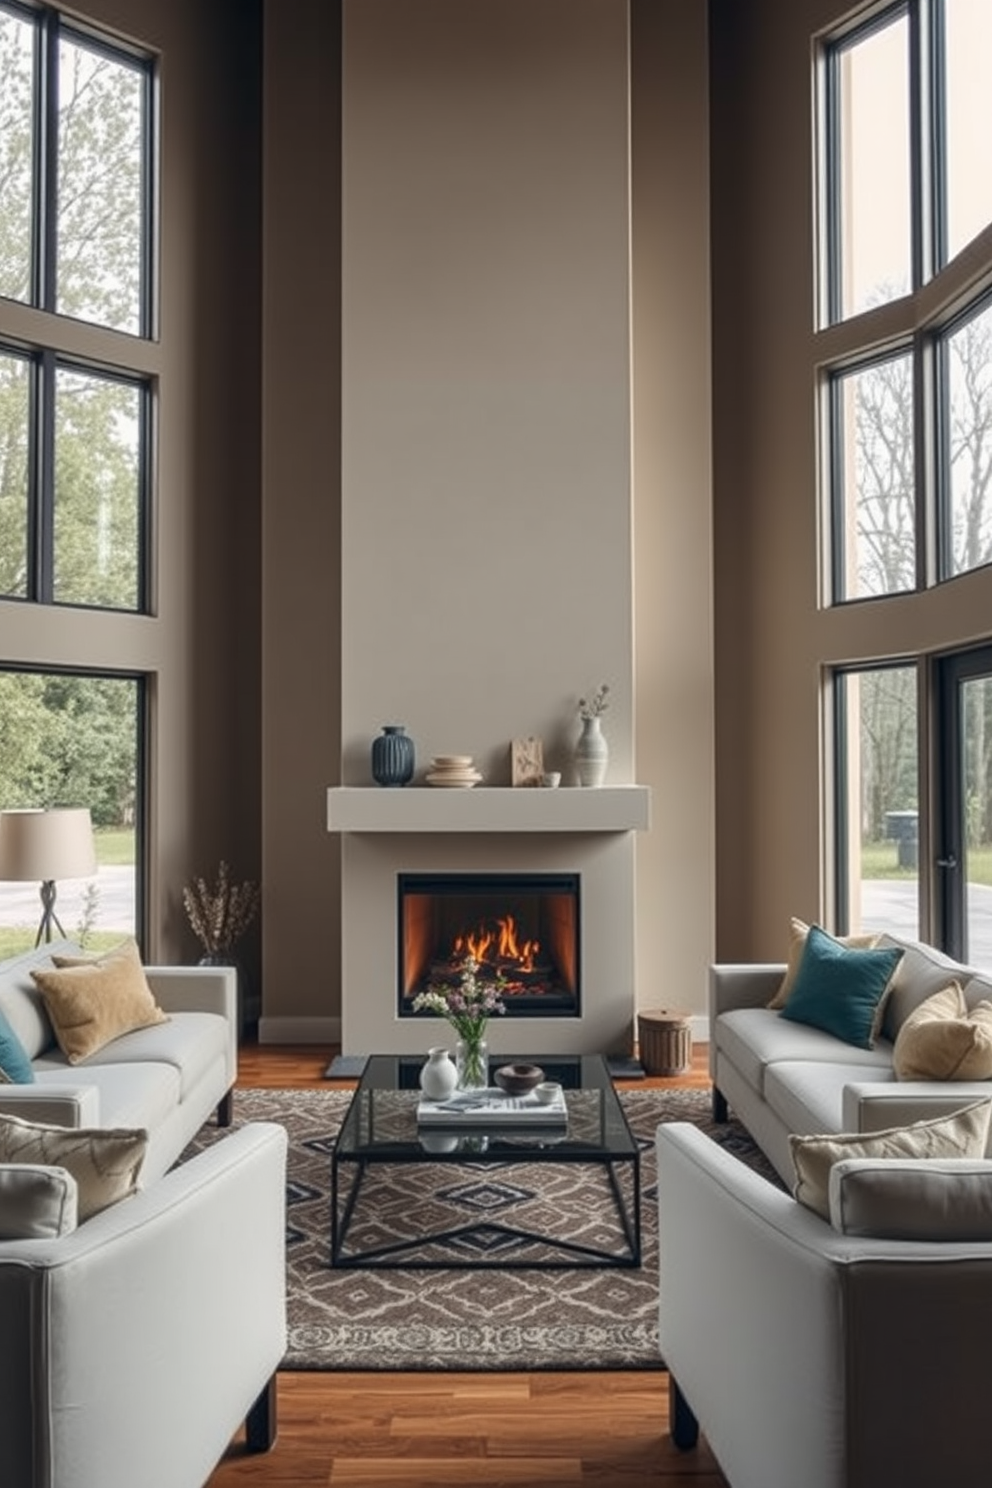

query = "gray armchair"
[[0, 1121, 287, 1488], [656, 1121, 992, 1488]]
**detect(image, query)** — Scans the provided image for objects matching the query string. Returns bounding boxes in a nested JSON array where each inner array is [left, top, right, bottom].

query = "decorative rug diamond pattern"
[[185, 1085, 777, 1372]]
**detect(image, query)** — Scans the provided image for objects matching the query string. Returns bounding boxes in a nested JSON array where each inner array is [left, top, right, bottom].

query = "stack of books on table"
[[416, 1086, 568, 1127]]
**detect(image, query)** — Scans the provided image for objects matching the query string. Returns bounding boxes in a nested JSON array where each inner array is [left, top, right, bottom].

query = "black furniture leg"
[[245, 1373, 278, 1453], [712, 1085, 728, 1123], [669, 1374, 699, 1451], [217, 1089, 234, 1127]]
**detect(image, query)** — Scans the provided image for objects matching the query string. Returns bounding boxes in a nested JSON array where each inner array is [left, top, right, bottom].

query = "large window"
[[834, 665, 920, 940], [0, 5, 157, 954], [0, 670, 143, 956], [821, 3, 992, 955], [0, 2, 155, 613], [821, 1, 992, 600]]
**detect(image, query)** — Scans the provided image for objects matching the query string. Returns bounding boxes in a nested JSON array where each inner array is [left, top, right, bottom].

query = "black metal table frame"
[[330, 1054, 641, 1270]]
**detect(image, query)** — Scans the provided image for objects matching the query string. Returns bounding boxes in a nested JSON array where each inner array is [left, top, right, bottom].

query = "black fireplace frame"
[[396, 870, 582, 1018]]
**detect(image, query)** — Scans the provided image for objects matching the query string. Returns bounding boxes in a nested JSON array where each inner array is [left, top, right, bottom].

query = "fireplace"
[[398, 872, 580, 1018]]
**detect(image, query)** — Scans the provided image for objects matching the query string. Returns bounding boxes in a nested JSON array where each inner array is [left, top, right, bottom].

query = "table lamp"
[[0, 808, 98, 946]]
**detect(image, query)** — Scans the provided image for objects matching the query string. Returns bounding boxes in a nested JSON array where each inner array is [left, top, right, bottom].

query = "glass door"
[[936, 647, 992, 970]]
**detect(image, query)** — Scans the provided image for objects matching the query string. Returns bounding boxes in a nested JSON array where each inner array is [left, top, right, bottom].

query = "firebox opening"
[[398, 872, 581, 1018]]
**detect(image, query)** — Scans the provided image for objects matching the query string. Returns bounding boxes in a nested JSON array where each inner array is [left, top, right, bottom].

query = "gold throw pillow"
[[31, 938, 168, 1064], [893, 982, 992, 1081]]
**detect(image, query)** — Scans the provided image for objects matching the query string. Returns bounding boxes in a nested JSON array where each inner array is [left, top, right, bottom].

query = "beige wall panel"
[[340, 0, 633, 785], [630, 0, 715, 1018]]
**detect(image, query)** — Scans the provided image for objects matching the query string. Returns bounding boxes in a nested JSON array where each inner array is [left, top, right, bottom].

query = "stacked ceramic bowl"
[[425, 754, 483, 788]]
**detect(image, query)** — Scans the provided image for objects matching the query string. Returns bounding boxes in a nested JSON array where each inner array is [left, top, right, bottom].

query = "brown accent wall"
[[709, 0, 992, 960], [0, 0, 262, 968]]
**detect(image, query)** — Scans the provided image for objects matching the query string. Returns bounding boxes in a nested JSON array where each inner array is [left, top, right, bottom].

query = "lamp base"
[[35, 880, 67, 947]]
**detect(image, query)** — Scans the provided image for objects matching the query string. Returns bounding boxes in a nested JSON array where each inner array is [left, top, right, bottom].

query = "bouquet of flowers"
[[412, 955, 506, 1087]]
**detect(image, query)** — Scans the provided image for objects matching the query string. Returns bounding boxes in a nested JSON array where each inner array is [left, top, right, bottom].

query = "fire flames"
[[454, 915, 540, 974]]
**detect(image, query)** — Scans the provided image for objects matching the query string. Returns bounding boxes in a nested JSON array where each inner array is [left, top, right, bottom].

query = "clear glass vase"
[[456, 1034, 488, 1090]]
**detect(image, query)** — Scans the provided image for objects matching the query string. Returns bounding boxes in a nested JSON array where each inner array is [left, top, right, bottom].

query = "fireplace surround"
[[327, 786, 650, 1058]]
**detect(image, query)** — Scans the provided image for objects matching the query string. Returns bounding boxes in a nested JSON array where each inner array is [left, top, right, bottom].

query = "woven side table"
[[637, 1008, 692, 1076]]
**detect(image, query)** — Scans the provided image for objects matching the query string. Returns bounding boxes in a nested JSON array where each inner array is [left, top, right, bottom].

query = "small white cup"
[[534, 1081, 562, 1104], [540, 772, 561, 789]]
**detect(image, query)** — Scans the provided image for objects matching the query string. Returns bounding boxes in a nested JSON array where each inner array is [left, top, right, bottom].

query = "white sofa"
[[709, 931, 992, 1185], [0, 1119, 288, 1488], [0, 939, 237, 1183], [656, 1120, 992, 1488]]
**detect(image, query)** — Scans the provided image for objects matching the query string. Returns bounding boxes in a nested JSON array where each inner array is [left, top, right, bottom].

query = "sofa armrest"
[[709, 962, 786, 1018], [0, 1121, 287, 1488], [842, 1080, 992, 1139], [0, 1084, 100, 1127], [145, 964, 238, 1087], [144, 964, 237, 1021]]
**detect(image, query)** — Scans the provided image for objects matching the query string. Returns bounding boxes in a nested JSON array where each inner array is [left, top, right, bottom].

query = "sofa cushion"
[[893, 982, 992, 1081], [0, 1008, 34, 1084], [0, 1112, 147, 1220], [716, 1007, 891, 1096], [0, 1163, 78, 1239], [877, 934, 972, 1042], [828, 1157, 992, 1240], [789, 1098, 992, 1220], [765, 1058, 897, 1138], [31, 1060, 181, 1131], [768, 917, 879, 1010], [68, 1011, 229, 1100], [779, 926, 903, 1049], [31, 939, 168, 1064]]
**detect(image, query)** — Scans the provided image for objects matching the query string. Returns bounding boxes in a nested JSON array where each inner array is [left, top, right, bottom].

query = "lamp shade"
[[0, 809, 98, 882]]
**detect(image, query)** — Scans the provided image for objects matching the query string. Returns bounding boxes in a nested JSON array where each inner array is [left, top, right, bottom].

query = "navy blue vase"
[[371, 724, 415, 786]]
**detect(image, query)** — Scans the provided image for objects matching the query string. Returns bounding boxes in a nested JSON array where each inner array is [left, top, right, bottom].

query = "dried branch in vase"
[[182, 860, 260, 956]]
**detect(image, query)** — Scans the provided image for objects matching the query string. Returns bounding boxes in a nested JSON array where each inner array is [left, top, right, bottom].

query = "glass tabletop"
[[335, 1053, 638, 1162]]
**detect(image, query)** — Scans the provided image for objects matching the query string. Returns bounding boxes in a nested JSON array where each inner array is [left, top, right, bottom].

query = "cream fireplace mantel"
[[326, 785, 651, 834]]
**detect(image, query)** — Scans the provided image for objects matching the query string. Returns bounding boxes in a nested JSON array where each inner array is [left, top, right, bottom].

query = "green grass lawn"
[[94, 827, 135, 866], [860, 839, 992, 885]]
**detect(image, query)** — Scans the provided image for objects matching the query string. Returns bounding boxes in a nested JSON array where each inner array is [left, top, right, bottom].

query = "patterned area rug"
[[190, 1085, 777, 1372]]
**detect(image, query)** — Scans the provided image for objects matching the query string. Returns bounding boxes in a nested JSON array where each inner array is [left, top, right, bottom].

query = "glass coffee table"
[[330, 1053, 641, 1269]]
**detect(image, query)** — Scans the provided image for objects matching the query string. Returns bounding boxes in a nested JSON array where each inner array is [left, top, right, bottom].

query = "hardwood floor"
[[205, 1044, 729, 1488]]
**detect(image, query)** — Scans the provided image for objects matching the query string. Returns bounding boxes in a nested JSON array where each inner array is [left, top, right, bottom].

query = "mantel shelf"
[[326, 785, 651, 834]]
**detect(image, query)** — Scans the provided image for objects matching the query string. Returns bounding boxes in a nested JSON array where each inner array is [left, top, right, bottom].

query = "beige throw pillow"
[[0, 1113, 146, 1221], [768, 917, 879, 1009], [31, 939, 168, 1064], [893, 982, 992, 1081], [789, 1098, 992, 1221]]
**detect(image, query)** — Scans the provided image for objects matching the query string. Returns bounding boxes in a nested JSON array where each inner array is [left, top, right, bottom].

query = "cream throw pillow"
[[0, 1113, 146, 1221], [768, 917, 879, 1009], [789, 1098, 992, 1220], [30, 938, 168, 1064], [892, 982, 992, 1081]]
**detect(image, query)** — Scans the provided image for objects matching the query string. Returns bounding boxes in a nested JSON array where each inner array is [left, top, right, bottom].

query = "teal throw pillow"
[[0, 1007, 35, 1084], [779, 924, 904, 1050]]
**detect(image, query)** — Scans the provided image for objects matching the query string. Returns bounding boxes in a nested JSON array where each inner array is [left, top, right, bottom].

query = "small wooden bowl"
[[494, 1063, 545, 1097]]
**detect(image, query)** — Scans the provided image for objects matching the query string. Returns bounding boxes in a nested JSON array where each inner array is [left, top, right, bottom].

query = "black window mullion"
[[38, 9, 59, 313], [36, 350, 56, 602], [926, 0, 947, 273]]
